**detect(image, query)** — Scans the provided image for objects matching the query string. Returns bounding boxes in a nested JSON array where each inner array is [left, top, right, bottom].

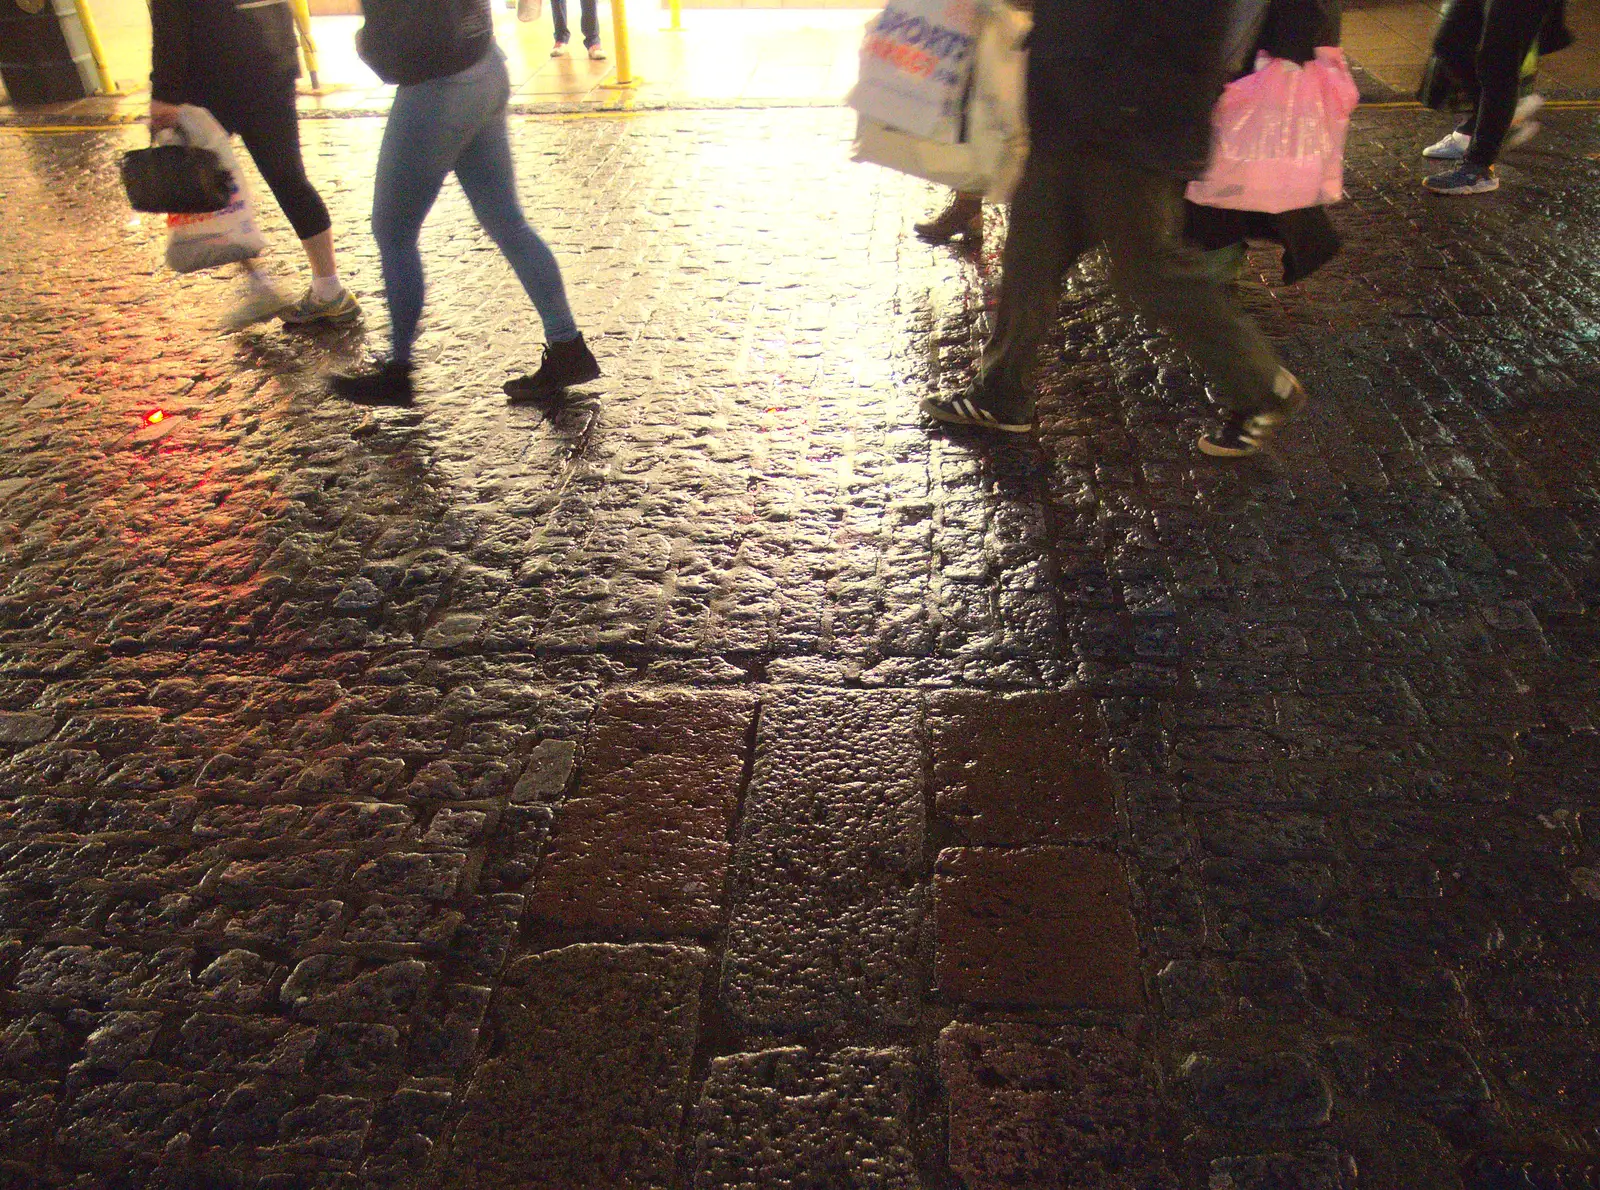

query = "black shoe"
[[914, 195, 983, 245], [1197, 369, 1307, 457], [503, 334, 601, 402], [329, 360, 414, 406], [920, 381, 1033, 433]]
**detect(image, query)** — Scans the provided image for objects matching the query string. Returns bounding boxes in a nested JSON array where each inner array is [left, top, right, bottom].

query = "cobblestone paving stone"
[[2, 103, 1600, 1187]]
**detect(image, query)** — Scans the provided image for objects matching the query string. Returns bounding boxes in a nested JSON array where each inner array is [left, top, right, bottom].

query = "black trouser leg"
[[1466, 0, 1558, 165], [978, 145, 1287, 419], [228, 84, 332, 241], [1079, 153, 1286, 417], [975, 146, 1087, 414]]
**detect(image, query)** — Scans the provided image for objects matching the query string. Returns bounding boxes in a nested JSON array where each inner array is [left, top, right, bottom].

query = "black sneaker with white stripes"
[[920, 383, 1033, 434], [1197, 368, 1308, 458]]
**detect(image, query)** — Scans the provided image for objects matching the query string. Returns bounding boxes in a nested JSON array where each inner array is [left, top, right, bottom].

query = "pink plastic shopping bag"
[[1186, 47, 1359, 215]]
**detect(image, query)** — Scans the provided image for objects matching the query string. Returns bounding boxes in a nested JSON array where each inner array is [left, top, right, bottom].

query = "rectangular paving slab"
[[935, 846, 1143, 1010], [442, 942, 707, 1189], [527, 689, 757, 937], [692, 1045, 923, 1189], [719, 688, 926, 1035], [940, 1022, 1178, 1189], [929, 690, 1116, 844]]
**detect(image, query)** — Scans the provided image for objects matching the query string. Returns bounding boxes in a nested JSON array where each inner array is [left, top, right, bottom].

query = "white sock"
[[244, 267, 276, 294], [311, 273, 343, 302]]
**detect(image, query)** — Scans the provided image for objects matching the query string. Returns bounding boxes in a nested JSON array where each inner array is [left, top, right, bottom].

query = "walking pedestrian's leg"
[[454, 107, 580, 344], [451, 54, 598, 399], [920, 148, 1085, 432], [329, 76, 464, 403], [1428, 0, 1556, 190], [550, 0, 571, 49], [195, 97, 289, 329], [580, 0, 602, 51], [1079, 153, 1299, 457], [232, 85, 361, 325], [370, 104, 453, 366], [1466, 0, 1557, 164], [1423, 0, 1486, 160]]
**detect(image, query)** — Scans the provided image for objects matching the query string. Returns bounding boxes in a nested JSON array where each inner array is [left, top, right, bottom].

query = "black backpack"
[[357, 0, 494, 86]]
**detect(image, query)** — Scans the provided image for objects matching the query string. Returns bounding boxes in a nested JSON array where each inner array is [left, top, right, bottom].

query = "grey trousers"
[[979, 143, 1288, 417]]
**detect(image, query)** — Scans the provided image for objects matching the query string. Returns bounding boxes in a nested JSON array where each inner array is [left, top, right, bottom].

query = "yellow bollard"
[[290, 0, 322, 92], [668, 0, 681, 33], [604, 0, 637, 87], [71, 0, 118, 96]]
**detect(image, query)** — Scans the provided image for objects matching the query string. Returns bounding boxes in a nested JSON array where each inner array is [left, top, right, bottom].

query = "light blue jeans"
[[373, 47, 579, 364]]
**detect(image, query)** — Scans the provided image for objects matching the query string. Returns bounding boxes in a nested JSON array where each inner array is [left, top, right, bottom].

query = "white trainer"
[[1424, 94, 1545, 161], [1423, 130, 1471, 160], [221, 282, 291, 331], [1505, 119, 1542, 151]]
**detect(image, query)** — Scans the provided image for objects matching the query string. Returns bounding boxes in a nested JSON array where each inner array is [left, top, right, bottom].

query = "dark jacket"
[[1259, 0, 1339, 63], [150, 0, 300, 107], [356, 0, 494, 86], [1025, 0, 1231, 179], [1185, 0, 1345, 284]]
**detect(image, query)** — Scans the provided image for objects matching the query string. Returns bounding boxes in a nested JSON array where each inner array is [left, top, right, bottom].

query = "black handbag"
[[120, 139, 233, 214]]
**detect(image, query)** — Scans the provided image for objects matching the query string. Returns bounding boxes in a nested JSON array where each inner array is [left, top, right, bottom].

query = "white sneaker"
[[222, 281, 290, 330], [1423, 130, 1471, 160], [1505, 119, 1542, 152], [1424, 95, 1545, 161]]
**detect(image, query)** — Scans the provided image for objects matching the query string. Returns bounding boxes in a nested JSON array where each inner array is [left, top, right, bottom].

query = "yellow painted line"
[[9, 96, 1600, 134], [0, 125, 134, 134], [1364, 98, 1600, 110], [2, 109, 646, 132]]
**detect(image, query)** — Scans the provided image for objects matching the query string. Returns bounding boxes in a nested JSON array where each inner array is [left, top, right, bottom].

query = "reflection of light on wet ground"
[[7, 104, 1600, 1185], [8, 7, 874, 119]]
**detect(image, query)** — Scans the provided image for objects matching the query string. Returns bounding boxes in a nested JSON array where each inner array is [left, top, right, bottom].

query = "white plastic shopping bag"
[[1185, 47, 1359, 215], [854, 117, 989, 193], [965, 0, 1029, 201], [852, 0, 1029, 201], [164, 105, 265, 273], [849, 0, 981, 144]]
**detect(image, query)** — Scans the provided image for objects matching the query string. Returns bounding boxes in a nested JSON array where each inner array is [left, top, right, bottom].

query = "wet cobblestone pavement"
[[3, 105, 1600, 1188]]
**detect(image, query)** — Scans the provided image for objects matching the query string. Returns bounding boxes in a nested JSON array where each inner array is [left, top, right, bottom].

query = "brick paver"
[[527, 689, 755, 937], [940, 1022, 1177, 1189], [935, 845, 1143, 1009], [3, 103, 1600, 1188], [930, 690, 1117, 843]]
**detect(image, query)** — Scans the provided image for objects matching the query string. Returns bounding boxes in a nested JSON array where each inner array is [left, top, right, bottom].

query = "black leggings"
[[204, 81, 332, 242]]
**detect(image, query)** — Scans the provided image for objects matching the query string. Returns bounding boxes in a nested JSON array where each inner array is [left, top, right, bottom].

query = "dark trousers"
[[1435, 0, 1559, 165], [204, 77, 331, 241], [980, 143, 1286, 418], [551, 0, 599, 47]]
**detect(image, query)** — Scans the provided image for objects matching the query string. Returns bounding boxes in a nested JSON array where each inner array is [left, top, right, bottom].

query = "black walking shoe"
[[920, 381, 1033, 433], [503, 334, 601, 402], [914, 194, 983, 246], [329, 360, 414, 407], [1197, 369, 1307, 458]]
